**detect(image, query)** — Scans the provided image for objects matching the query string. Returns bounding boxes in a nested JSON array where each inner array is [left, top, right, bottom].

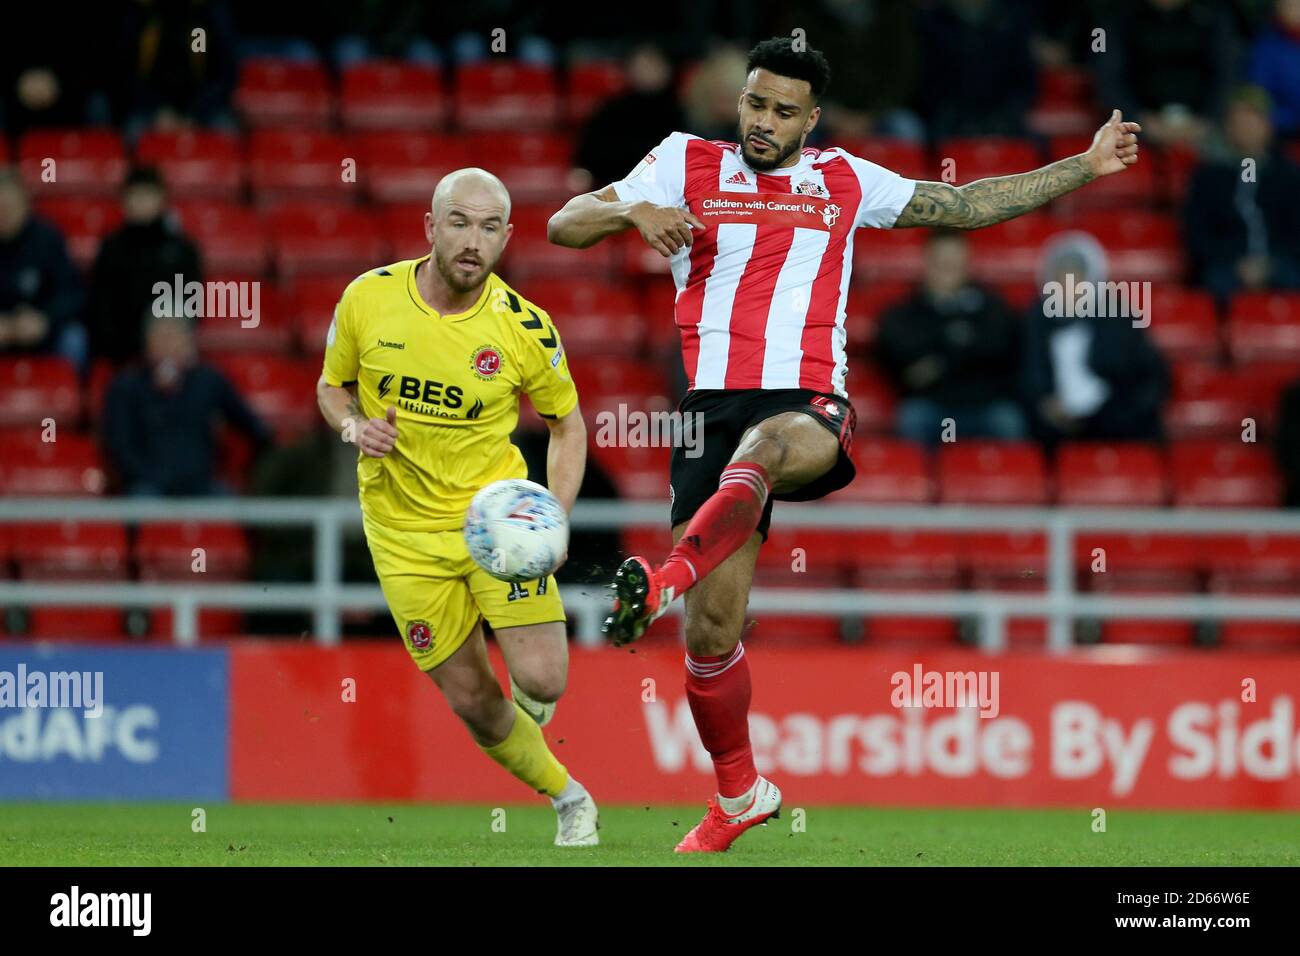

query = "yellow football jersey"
[[322, 257, 578, 531]]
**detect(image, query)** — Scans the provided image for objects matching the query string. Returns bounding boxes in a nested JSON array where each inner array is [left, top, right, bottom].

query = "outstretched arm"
[[548, 185, 705, 257], [894, 110, 1141, 229]]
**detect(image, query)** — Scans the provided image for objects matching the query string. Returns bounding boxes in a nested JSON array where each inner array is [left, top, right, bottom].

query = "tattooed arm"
[[894, 110, 1142, 229]]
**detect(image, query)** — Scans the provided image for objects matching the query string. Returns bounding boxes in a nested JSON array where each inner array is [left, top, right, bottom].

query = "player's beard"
[[739, 127, 801, 171], [434, 245, 493, 294]]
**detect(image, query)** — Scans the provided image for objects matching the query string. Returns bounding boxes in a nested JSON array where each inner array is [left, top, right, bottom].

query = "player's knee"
[[685, 601, 746, 655], [513, 669, 566, 704], [444, 681, 507, 727]]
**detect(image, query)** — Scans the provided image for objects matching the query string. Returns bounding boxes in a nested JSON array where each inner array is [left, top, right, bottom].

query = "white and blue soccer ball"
[[464, 479, 569, 583]]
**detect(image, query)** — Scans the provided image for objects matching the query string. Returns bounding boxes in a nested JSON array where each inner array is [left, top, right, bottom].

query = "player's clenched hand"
[[1085, 109, 1142, 178], [356, 405, 399, 458], [629, 201, 705, 257]]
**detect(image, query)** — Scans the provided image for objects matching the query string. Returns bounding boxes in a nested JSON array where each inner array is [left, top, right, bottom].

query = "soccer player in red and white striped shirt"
[[549, 38, 1141, 852]]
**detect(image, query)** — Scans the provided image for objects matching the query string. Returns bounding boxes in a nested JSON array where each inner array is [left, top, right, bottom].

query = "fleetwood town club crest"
[[407, 619, 434, 649], [471, 344, 503, 380]]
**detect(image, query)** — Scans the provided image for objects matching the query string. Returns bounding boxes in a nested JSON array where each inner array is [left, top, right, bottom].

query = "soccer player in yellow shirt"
[[316, 168, 598, 846]]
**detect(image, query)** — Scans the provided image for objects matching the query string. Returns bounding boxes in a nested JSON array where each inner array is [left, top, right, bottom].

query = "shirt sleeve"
[[321, 280, 361, 387], [840, 150, 919, 229], [608, 131, 691, 208], [518, 308, 579, 420]]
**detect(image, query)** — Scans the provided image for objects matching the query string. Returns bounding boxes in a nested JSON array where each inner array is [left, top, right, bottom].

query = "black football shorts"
[[668, 388, 858, 541]]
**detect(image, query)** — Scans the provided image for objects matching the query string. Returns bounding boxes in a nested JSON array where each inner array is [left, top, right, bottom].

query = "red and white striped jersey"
[[611, 132, 918, 398]]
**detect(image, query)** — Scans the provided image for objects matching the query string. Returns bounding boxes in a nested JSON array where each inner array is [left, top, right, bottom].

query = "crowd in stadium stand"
[[3, 0, 1300, 640]]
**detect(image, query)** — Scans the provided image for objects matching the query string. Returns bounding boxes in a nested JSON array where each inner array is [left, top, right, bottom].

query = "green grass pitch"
[[4, 804, 1299, 866]]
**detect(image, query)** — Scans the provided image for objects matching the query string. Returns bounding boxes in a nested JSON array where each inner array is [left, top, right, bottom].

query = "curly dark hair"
[[745, 37, 832, 100]]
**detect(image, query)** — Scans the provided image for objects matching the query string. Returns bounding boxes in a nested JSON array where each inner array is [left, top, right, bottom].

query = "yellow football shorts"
[[362, 514, 566, 671]]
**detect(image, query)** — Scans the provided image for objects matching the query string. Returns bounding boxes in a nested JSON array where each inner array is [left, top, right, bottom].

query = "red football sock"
[[659, 462, 770, 596], [684, 644, 757, 799]]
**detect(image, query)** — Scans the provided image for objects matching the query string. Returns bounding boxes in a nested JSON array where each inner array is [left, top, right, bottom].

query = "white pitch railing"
[[3, 498, 1300, 653]]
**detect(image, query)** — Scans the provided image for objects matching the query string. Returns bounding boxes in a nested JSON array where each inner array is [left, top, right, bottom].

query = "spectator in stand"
[[1183, 86, 1300, 302], [1020, 233, 1169, 448], [0, 168, 85, 363], [88, 166, 202, 366], [573, 44, 686, 192], [1248, 0, 1300, 141], [682, 44, 749, 142], [102, 313, 271, 496], [915, 0, 1038, 141], [1095, 0, 1239, 147], [0, 17, 112, 134], [876, 230, 1025, 445], [109, 0, 238, 135], [767, 0, 922, 141]]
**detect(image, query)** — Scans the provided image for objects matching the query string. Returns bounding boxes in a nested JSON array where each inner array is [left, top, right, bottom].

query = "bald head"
[[431, 167, 511, 223], [423, 167, 513, 296]]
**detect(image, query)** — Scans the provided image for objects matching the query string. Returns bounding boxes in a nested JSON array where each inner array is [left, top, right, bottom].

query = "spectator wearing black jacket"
[[103, 313, 270, 496], [1183, 86, 1300, 303], [1021, 233, 1169, 448], [876, 230, 1025, 446], [0, 168, 85, 362], [88, 166, 202, 367]]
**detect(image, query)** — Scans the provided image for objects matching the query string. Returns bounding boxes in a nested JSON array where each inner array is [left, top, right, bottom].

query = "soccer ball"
[[464, 479, 569, 583]]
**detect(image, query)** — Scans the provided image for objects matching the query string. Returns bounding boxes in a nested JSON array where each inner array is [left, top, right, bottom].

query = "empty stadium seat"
[[844, 279, 912, 349], [340, 60, 446, 129], [0, 430, 105, 496], [1227, 292, 1300, 365], [500, 204, 612, 279], [1100, 619, 1195, 646], [740, 613, 847, 647], [1048, 134, 1158, 209], [18, 129, 127, 196], [34, 196, 121, 270], [1164, 365, 1259, 441], [1074, 532, 1203, 593], [360, 132, 471, 203], [1055, 442, 1168, 507], [588, 442, 671, 500], [841, 438, 932, 503], [380, 201, 435, 260], [194, 278, 292, 353], [208, 354, 322, 436], [287, 274, 351, 352], [12, 522, 128, 580], [565, 60, 625, 123], [454, 61, 559, 129], [936, 137, 1040, 182], [1170, 441, 1281, 508], [249, 130, 355, 202], [135, 130, 245, 200], [0, 358, 80, 427], [135, 522, 250, 580], [1217, 620, 1300, 650], [172, 199, 271, 276], [849, 530, 963, 589], [962, 530, 1047, 591], [24, 607, 127, 640], [844, 363, 898, 434], [862, 616, 959, 647], [966, 213, 1068, 285], [268, 203, 385, 276], [1205, 532, 1300, 595], [852, 225, 928, 282], [1144, 286, 1220, 362], [1028, 66, 1094, 136], [835, 137, 930, 180], [1072, 210, 1183, 282], [469, 131, 573, 203], [938, 442, 1048, 505], [235, 58, 334, 127], [521, 278, 643, 355]]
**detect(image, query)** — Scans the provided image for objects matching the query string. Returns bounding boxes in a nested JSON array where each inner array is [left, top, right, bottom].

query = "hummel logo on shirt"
[[379, 338, 405, 349]]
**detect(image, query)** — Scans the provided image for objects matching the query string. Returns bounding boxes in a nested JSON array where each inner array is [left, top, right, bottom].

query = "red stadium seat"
[[149, 607, 245, 639], [135, 130, 245, 200], [25, 607, 127, 640], [1160, 142, 1200, 206], [1144, 286, 1220, 362], [844, 363, 897, 434], [1055, 442, 1168, 507], [936, 137, 1040, 182], [937, 442, 1048, 505], [1226, 292, 1300, 365], [835, 137, 930, 181], [12, 522, 129, 580], [1048, 134, 1157, 209], [741, 613, 845, 648], [569, 355, 672, 413], [234, 58, 334, 127], [249, 130, 354, 202], [360, 132, 471, 203], [1169, 441, 1281, 508], [340, 60, 446, 129], [268, 203, 385, 276], [520, 277, 643, 355], [172, 200, 271, 277], [469, 131, 572, 203], [1028, 66, 1094, 137], [194, 278, 292, 354], [499, 204, 612, 279], [565, 60, 625, 123], [380, 202, 434, 260], [849, 530, 963, 589], [962, 531, 1047, 591], [454, 62, 559, 130], [135, 522, 250, 581], [209, 354, 322, 437], [1205, 533, 1300, 595], [844, 279, 912, 349], [1164, 365, 1260, 441], [0, 358, 80, 427], [34, 196, 122, 270], [863, 616, 959, 647], [1100, 620, 1194, 646], [287, 274, 352, 352], [1218, 621, 1300, 650], [1073, 532, 1203, 593], [1071, 210, 1183, 282], [841, 438, 932, 504], [966, 213, 1070, 285], [588, 442, 671, 500], [852, 225, 928, 282], [0, 430, 105, 496], [18, 129, 127, 196]]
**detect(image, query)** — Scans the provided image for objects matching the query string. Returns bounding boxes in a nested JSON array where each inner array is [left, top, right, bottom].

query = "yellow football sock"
[[479, 700, 569, 797]]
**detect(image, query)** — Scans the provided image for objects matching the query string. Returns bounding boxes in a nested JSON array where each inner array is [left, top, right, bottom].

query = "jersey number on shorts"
[[506, 578, 548, 601]]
